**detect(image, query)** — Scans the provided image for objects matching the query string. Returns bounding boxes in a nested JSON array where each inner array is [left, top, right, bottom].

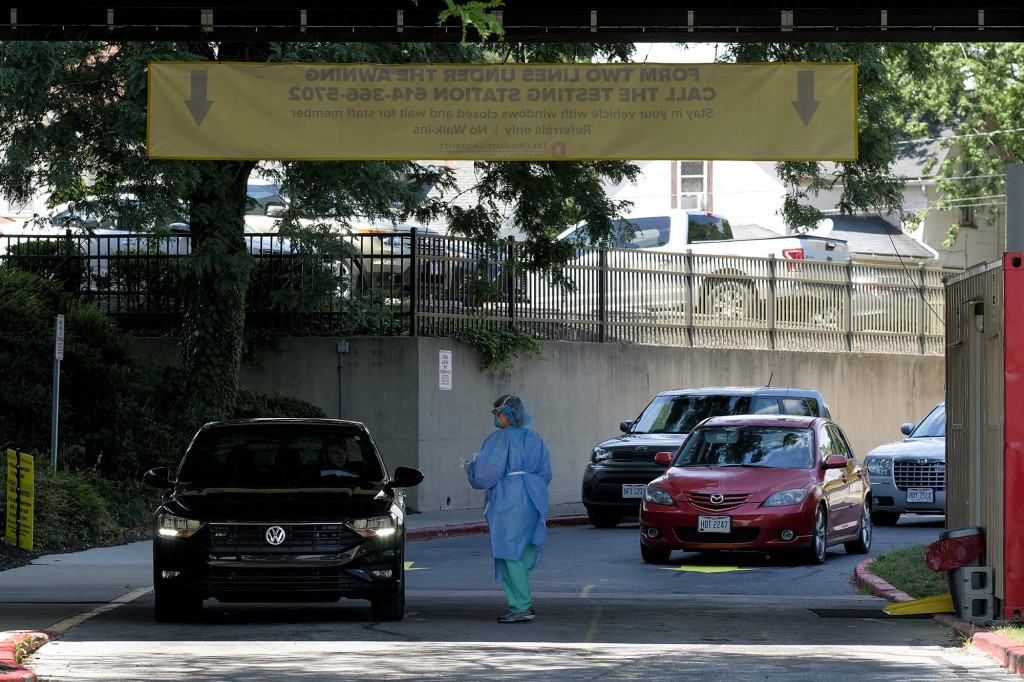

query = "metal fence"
[[0, 230, 957, 354]]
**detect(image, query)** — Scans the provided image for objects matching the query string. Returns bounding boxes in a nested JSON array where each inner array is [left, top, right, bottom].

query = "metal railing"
[[0, 231, 958, 354]]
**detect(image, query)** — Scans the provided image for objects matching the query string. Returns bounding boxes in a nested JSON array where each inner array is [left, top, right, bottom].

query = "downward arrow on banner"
[[792, 70, 820, 126], [185, 70, 213, 126]]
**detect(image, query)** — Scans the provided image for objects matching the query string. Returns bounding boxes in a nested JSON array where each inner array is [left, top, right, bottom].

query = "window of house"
[[676, 161, 707, 210]]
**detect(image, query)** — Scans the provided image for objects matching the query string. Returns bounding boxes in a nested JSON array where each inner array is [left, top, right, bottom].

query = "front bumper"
[[870, 479, 945, 516], [153, 522, 404, 601], [639, 499, 815, 552], [581, 462, 667, 512]]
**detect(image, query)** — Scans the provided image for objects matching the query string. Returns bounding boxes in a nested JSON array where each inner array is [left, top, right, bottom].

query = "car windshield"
[[909, 404, 946, 438], [630, 395, 751, 434], [675, 426, 814, 469], [176, 425, 385, 488]]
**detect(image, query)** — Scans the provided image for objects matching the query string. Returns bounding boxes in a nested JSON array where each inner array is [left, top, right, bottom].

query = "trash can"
[[928, 527, 985, 618]]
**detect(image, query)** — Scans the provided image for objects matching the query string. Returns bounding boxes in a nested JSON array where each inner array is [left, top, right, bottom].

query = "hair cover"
[[493, 394, 532, 429]]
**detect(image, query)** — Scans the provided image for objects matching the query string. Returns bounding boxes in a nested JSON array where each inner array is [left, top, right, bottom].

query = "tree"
[[0, 38, 638, 426], [723, 43, 934, 233], [896, 42, 1024, 246]]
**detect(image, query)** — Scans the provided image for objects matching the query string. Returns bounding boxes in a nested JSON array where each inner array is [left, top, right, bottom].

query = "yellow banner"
[[148, 62, 857, 161], [5, 449, 34, 551]]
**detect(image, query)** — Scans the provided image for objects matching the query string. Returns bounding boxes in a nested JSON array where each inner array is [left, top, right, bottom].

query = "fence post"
[[598, 247, 607, 343], [409, 227, 418, 337], [505, 236, 516, 329], [844, 261, 854, 352], [918, 262, 927, 355], [767, 254, 777, 350], [684, 249, 694, 347]]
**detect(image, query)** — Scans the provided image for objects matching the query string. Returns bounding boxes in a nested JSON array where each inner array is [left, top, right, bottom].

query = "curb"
[[854, 559, 1024, 676], [0, 632, 51, 682]]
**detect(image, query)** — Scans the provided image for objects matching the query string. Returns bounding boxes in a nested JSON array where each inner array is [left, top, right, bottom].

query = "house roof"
[[892, 128, 956, 179], [825, 215, 936, 261]]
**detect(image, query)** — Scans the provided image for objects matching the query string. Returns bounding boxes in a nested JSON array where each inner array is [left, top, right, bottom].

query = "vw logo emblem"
[[710, 493, 724, 504], [265, 526, 286, 546]]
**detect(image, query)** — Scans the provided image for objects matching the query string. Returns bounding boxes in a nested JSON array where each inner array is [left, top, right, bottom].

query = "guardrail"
[[0, 231, 957, 354]]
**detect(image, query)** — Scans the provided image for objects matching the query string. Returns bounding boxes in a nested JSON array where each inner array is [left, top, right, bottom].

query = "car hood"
[[865, 437, 945, 461], [597, 433, 687, 463], [164, 486, 395, 522], [656, 466, 813, 502]]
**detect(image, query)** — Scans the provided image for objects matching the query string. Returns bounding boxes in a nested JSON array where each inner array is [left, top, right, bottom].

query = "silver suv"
[[580, 386, 832, 528], [863, 402, 945, 526]]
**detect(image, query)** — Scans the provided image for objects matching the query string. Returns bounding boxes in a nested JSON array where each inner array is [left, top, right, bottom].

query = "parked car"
[[863, 402, 946, 526], [638, 414, 872, 564], [538, 211, 850, 322], [142, 418, 424, 622], [580, 386, 832, 528]]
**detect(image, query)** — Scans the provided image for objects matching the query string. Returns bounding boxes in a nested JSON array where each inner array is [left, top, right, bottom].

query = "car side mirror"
[[390, 466, 424, 489], [900, 423, 914, 436], [822, 454, 848, 470], [619, 420, 633, 433], [266, 204, 285, 218], [654, 452, 673, 466], [143, 466, 172, 489]]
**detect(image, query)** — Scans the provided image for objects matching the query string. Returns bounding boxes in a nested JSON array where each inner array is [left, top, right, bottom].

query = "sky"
[[632, 42, 724, 63]]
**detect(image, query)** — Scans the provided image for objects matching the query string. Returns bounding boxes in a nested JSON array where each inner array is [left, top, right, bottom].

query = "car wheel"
[[640, 540, 672, 564], [370, 579, 406, 621], [844, 503, 872, 554], [872, 511, 901, 526], [153, 583, 202, 623], [805, 506, 828, 565], [338, 258, 367, 299], [587, 508, 622, 528], [703, 280, 757, 321]]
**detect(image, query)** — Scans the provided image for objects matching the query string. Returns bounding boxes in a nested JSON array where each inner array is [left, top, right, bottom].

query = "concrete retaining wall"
[[130, 337, 944, 513]]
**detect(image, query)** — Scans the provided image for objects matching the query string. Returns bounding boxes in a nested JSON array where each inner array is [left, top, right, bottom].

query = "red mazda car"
[[638, 414, 871, 565]]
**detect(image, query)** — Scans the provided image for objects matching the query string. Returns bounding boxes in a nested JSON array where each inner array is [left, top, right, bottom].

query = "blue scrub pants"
[[497, 544, 537, 613]]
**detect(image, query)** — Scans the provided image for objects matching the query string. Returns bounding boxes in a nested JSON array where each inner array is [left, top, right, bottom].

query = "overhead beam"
[[0, 5, 1021, 43]]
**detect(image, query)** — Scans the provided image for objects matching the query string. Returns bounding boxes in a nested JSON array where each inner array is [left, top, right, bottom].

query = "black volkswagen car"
[[143, 418, 423, 622], [581, 386, 831, 527]]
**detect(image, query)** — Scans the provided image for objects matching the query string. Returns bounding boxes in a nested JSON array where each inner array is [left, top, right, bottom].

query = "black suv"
[[580, 386, 831, 527], [143, 418, 423, 622]]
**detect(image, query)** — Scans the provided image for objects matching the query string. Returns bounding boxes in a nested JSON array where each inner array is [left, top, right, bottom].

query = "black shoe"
[[497, 607, 535, 623]]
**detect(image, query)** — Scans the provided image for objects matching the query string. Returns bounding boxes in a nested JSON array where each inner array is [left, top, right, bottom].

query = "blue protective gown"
[[468, 425, 552, 579]]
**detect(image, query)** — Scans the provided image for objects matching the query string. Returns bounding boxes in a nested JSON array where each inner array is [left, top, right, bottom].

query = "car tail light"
[[782, 248, 804, 272]]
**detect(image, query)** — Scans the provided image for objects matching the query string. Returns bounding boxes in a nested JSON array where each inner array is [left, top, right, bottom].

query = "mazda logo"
[[710, 493, 724, 504], [265, 526, 286, 546]]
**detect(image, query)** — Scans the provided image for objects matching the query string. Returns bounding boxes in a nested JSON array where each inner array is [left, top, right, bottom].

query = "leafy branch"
[[453, 325, 542, 377]]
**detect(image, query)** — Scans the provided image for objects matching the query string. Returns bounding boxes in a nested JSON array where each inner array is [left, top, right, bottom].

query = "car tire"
[[844, 504, 872, 555], [702, 280, 758, 321], [872, 511, 901, 526], [153, 583, 202, 623], [805, 506, 828, 565], [587, 508, 622, 528], [370, 579, 405, 621], [640, 541, 672, 564]]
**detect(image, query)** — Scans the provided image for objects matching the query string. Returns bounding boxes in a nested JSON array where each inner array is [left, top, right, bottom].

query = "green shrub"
[[2, 238, 88, 294]]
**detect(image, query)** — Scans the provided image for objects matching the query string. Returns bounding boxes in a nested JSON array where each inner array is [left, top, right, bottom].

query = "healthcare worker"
[[466, 394, 552, 623]]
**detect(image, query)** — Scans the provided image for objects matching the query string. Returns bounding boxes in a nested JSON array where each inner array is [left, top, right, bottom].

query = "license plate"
[[907, 488, 934, 503], [622, 484, 646, 499], [698, 515, 731, 533]]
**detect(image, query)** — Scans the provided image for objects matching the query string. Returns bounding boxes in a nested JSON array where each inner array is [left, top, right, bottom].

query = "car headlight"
[[592, 446, 612, 463], [764, 489, 808, 507], [347, 515, 397, 537], [865, 457, 892, 477], [157, 514, 204, 538], [644, 485, 674, 506]]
